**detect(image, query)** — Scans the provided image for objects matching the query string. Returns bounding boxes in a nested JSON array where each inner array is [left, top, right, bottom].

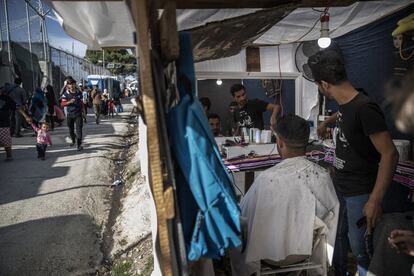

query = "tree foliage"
[[85, 49, 137, 75]]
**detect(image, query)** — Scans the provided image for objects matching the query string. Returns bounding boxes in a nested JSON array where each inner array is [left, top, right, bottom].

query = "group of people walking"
[[0, 75, 124, 161]]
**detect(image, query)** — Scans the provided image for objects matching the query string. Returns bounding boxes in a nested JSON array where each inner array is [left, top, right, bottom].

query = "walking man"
[[61, 78, 84, 150]]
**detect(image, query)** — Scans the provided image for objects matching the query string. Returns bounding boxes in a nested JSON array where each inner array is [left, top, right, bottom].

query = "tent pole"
[[129, 0, 174, 275]]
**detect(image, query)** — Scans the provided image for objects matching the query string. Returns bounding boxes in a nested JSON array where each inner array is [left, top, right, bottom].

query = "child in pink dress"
[[31, 122, 52, 160]]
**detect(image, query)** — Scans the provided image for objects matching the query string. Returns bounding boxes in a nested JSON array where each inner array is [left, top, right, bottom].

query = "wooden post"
[[160, 1, 179, 62], [246, 47, 261, 72], [128, 0, 174, 275]]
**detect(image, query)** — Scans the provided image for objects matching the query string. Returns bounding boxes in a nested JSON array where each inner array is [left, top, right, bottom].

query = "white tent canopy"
[[46, 0, 412, 50], [46, 1, 136, 49]]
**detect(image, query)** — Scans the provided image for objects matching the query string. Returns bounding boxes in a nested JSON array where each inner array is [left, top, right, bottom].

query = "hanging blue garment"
[[167, 32, 241, 261]]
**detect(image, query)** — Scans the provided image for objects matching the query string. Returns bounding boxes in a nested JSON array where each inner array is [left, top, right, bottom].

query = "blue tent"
[[167, 32, 241, 261]]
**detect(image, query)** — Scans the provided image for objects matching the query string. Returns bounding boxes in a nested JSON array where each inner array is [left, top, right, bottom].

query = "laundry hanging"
[[167, 32, 241, 261]]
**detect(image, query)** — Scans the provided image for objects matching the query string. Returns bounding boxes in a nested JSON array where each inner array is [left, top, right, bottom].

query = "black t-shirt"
[[61, 90, 83, 118], [236, 99, 268, 129], [333, 92, 388, 196], [0, 94, 16, 128]]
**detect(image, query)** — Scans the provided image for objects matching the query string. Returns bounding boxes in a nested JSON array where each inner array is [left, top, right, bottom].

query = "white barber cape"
[[233, 156, 339, 275]]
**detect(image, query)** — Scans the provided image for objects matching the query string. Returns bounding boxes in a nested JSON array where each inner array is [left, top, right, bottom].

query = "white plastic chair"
[[260, 217, 328, 276]]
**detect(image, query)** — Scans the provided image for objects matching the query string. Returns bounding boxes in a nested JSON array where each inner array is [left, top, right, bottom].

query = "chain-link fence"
[[0, 0, 110, 98]]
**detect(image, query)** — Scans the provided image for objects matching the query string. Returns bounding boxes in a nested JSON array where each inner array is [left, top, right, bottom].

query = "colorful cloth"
[[30, 88, 47, 122], [0, 127, 12, 147]]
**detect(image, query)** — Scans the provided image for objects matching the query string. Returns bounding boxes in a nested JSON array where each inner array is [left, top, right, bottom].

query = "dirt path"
[[0, 104, 132, 275]]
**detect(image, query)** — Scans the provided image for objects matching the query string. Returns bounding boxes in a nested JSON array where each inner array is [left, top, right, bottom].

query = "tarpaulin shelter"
[[44, 1, 414, 275]]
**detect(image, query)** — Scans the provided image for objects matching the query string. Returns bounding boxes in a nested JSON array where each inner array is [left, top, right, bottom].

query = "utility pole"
[[4, 0, 13, 82], [26, 2, 35, 90], [102, 49, 105, 72]]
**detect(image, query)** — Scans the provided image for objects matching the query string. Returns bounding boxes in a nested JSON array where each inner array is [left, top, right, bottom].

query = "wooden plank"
[[246, 47, 261, 72], [160, 1, 180, 62], [127, 0, 174, 275]]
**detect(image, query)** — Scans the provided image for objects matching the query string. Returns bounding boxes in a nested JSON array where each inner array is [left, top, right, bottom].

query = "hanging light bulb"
[[318, 13, 331, 48], [216, 79, 223, 85]]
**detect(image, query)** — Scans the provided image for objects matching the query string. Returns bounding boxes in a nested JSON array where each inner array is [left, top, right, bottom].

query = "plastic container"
[[393, 139, 411, 161], [261, 130, 272, 143], [255, 129, 261, 144]]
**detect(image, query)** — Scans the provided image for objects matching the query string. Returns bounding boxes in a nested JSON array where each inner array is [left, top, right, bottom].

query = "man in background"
[[8, 77, 27, 137], [230, 84, 280, 131], [61, 78, 84, 150], [91, 86, 102, 124], [199, 97, 211, 115], [208, 113, 223, 137]]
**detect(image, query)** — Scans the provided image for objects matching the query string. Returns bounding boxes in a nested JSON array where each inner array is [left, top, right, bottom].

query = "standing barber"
[[309, 50, 399, 276]]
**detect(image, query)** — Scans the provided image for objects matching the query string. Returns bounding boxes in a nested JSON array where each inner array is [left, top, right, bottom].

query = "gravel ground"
[[0, 104, 132, 275]]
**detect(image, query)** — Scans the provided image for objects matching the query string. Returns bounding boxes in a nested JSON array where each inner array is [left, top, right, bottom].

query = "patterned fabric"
[[0, 127, 12, 146]]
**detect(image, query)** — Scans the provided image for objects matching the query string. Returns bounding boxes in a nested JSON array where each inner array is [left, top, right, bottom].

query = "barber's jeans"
[[332, 192, 349, 276], [344, 194, 370, 276]]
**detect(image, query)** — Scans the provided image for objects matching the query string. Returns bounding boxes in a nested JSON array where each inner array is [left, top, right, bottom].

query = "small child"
[[108, 98, 115, 117], [31, 122, 52, 160]]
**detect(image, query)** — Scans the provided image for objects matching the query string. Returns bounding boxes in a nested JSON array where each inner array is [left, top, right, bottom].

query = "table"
[[224, 147, 414, 194]]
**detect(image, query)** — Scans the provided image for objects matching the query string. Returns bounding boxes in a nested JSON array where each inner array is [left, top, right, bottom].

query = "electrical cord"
[[230, 170, 244, 197], [399, 37, 414, 61], [277, 45, 284, 115], [292, 7, 329, 43]]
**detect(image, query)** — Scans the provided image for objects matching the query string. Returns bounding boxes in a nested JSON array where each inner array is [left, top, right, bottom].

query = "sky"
[[1, 0, 87, 57], [46, 13, 87, 57]]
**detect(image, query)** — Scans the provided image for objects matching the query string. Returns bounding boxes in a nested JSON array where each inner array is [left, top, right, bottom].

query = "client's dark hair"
[[208, 113, 220, 121], [308, 50, 347, 85], [275, 114, 309, 149]]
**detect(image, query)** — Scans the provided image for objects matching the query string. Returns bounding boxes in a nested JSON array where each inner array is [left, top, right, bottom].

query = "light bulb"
[[318, 13, 331, 48], [216, 79, 223, 85], [318, 37, 331, 48]]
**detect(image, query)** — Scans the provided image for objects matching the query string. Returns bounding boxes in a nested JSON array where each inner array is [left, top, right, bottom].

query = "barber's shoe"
[[77, 145, 83, 151]]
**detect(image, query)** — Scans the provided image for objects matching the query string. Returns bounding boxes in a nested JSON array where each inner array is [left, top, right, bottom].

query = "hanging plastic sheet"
[[167, 32, 241, 261]]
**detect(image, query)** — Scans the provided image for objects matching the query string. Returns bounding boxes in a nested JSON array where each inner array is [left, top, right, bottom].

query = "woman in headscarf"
[[29, 88, 47, 126], [45, 85, 57, 130]]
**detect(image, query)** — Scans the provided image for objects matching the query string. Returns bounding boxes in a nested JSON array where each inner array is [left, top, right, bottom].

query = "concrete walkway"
[[0, 104, 132, 275]]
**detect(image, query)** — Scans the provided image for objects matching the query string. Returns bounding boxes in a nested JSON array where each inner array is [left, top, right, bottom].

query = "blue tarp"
[[167, 32, 241, 261]]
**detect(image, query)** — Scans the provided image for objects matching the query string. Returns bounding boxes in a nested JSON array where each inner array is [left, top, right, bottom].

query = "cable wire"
[[230, 170, 244, 197]]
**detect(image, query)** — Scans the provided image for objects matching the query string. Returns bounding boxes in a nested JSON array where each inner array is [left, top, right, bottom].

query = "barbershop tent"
[[46, 0, 414, 275]]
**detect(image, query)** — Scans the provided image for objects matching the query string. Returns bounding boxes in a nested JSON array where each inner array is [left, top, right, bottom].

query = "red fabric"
[[54, 106, 65, 121]]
